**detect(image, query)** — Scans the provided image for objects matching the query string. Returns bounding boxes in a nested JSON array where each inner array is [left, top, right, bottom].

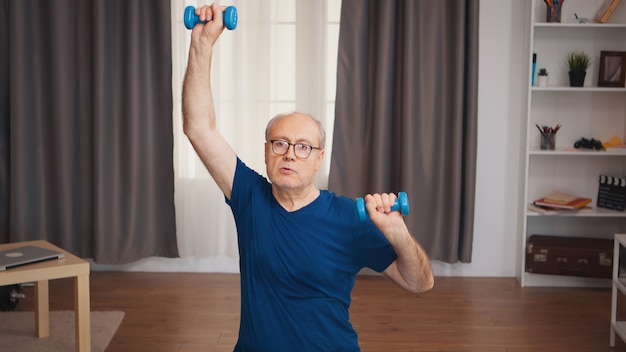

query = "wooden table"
[[0, 240, 90, 351]]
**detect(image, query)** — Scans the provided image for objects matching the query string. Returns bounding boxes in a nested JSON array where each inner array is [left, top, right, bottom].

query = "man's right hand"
[[190, 3, 228, 46]]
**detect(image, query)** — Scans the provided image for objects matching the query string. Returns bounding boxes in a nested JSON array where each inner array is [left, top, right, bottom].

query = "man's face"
[[264, 113, 324, 192]]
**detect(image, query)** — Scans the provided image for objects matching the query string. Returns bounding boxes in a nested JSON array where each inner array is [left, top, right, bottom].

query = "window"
[[171, 0, 340, 185]]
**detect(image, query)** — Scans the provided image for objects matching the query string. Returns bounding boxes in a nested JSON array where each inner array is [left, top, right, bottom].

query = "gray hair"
[[265, 112, 326, 150]]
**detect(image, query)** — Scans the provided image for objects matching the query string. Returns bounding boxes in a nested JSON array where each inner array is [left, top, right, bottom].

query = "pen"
[[536, 124, 546, 135], [536, 124, 561, 134]]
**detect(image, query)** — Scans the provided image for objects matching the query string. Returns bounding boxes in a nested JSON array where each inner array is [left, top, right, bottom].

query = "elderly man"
[[182, 4, 434, 351]]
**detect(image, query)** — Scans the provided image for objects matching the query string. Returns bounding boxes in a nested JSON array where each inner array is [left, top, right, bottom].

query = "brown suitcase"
[[525, 235, 613, 278]]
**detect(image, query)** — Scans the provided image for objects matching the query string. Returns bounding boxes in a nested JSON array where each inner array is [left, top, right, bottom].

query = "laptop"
[[0, 245, 66, 271]]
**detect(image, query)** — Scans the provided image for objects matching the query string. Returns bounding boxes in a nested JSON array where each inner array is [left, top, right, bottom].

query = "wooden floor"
[[13, 272, 626, 351]]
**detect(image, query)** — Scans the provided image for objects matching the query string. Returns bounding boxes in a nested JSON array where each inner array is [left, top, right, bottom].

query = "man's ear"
[[264, 142, 270, 165], [314, 150, 325, 171]]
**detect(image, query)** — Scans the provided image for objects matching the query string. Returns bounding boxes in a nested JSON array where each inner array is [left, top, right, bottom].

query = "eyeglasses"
[[269, 140, 321, 159]]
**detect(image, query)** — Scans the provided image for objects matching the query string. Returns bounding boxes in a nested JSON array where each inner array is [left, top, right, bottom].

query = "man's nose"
[[283, 144, 297, 159]]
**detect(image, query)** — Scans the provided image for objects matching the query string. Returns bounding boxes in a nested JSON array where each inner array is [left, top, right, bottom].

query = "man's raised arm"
[[182, 3, 237, 200]]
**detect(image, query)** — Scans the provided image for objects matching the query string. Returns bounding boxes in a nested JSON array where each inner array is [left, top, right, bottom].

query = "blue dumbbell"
[[356, 192, 410, 221], [184, 5, 238, 30]]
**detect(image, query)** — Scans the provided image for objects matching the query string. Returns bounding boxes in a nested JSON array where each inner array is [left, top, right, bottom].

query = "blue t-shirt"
[[227, 158, 397, 352]]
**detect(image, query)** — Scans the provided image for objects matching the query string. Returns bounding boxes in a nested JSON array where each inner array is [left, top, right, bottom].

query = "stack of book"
[[604, 135, 626, 152], [529, 192, 592, 214]]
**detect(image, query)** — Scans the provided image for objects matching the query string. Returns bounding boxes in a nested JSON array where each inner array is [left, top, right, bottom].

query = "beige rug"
[[0, 310, 124, 352]]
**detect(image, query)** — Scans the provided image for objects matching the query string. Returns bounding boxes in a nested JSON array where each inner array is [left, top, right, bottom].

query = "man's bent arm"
[[364, 194, 434, 293], [383, 228, 434, 293]]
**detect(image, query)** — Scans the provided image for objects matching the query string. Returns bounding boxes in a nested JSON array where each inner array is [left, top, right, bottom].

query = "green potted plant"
[[567, 51, 591, 87], [537, 67, 548, 87]]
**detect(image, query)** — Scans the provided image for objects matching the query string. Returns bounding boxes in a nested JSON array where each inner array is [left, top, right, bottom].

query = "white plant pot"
[[537, 75, 548, 87]]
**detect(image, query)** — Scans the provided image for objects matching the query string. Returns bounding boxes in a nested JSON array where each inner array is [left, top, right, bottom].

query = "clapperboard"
[[597, 175, 626, 211]]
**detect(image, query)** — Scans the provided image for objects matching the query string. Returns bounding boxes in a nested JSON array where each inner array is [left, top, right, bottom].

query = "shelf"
[[528, 147, 626, 156], [532, 86, 626, 92], [614, 277, 626, 296], [612, 235, 626, 347], [527, 207, 626, 217], [520, 1, 626, 289], [522, 272, 610, 287], [534, 23, 626, 29], [614, 322, 626, 343]]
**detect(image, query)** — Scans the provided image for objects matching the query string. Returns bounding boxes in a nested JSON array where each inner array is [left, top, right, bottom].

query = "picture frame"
[[598, 51, 626, 87]]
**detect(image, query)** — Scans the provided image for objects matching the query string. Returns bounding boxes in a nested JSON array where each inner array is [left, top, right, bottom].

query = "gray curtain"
[[0, 0, 178, 263], [328, 0, 478, 263]]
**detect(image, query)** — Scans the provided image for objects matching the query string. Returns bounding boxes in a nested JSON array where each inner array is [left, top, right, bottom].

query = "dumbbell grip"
[[390, 202, 402, 212], [356, 192, 409, 221], [184, 6, 238, 30]]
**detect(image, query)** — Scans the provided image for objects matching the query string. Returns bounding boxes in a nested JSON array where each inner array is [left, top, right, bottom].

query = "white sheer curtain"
[[167, 0, 340, 272]]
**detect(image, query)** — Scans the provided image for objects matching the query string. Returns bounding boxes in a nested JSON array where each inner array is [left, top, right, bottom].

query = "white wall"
[[93, 0, 528, 277]]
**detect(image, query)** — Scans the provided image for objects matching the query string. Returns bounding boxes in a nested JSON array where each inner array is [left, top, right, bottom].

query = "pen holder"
[[540, 132, 556, 150], [546, 4, 562, 23]]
